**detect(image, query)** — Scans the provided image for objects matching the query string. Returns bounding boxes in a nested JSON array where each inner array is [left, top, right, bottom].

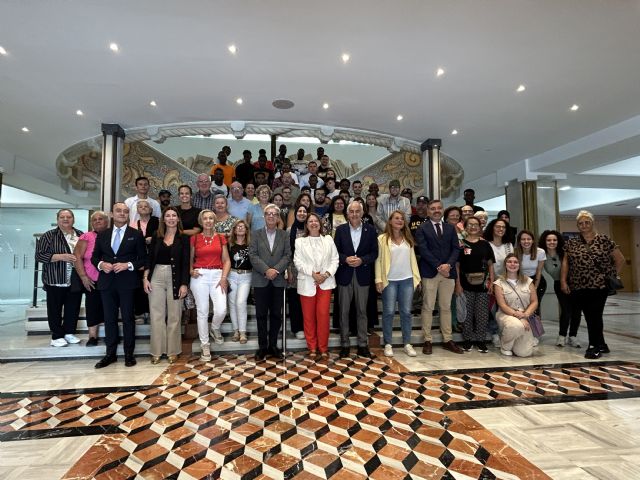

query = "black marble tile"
[[0, 424, 122, 442]]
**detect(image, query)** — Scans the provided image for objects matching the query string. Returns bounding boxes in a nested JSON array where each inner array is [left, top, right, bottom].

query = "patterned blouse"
[[214, 215, 239, 235], [564, 234, 617, 290]]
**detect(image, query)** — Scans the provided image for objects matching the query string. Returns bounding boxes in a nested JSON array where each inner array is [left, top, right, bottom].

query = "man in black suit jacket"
[[334, 201, 379, 358], [415, 199, 463, 355], [91, 202, 147, 368]]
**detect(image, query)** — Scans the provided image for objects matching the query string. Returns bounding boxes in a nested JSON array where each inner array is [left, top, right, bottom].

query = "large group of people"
[[35, 144, 626, 366]]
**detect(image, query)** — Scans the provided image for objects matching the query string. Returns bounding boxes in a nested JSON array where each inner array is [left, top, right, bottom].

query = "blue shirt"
[[249, 203, 265, 231], [228, 197, 251, 220]]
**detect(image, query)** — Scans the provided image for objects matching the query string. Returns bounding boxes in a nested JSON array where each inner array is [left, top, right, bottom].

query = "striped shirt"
[[35, 227, 84, 286]]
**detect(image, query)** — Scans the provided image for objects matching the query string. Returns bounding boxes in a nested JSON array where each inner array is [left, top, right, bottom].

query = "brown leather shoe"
[[443, 340, 464, 354], [422, 341, 433, 355]]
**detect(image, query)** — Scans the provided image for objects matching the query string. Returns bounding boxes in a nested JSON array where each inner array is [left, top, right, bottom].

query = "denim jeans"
[[381, 277, 414, 345]]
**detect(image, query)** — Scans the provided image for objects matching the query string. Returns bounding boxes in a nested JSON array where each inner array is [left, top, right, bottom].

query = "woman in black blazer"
[[143, 207, 190, 364]]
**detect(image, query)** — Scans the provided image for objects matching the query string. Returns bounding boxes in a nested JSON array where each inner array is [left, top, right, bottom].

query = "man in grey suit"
[[249, 203, 291, 360]]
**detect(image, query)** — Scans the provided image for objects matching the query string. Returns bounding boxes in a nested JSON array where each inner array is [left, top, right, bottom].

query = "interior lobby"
[[2, 1, 640, 479]]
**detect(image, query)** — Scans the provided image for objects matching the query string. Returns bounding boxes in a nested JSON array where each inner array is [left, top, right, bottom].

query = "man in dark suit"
[[334, 200, 379, 358], [92, 202, 147, 368], [415, 199, 463, 355], [249, 203, 291, 360]]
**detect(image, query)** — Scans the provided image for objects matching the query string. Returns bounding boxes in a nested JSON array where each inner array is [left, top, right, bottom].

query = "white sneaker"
[[200, 343, 211, 362], [500, 348, 513, 356], [64, 334, 81, 344], [568, 336, 581, 348], [532, 337, 540, 346], [51, 338, 68, 347], [404, 344, 417, 357], [556, 335, 565, 347], [492, 334, 501, 348], [211, 329, 224, 345], [384, 344, 394, 357], [295, 331, 306, 340]]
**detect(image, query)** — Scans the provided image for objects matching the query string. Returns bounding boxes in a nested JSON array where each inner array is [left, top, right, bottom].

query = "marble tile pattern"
[[3, 355, 638, 479]]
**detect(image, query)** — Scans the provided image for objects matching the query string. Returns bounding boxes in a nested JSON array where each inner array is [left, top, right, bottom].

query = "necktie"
[[435, 222, 442, 238], [112, 227, 122, 253]]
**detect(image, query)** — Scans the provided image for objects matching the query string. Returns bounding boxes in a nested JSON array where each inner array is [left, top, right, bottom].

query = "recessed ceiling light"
[[341, 53, 350, 64], [636, 205, 640, 209], [570, 104, 580, 111], [451, 129, 458, 135], [228, 44, 237, 55], [149, 100, 157, 107], [76, 109, 84, 116], [0, 46, 7, 56], [396, 115, 403, 121], [436, 67, 445, 77], [109, 42, 119, 52], [21, 127, 29, 133], [323, 103, 329, 110], [236, 97, 243, 105], [516, 84, 526, 92], [559, 185, 571, 191], [272, 99, 294, 109]]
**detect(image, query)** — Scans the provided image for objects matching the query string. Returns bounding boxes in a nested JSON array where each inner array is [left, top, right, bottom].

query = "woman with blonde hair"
[[375, 210, 421, 357], [561, 210, 625, 359], [493, 253, 537, 357], [227, 220, 252, 344], [294, 213, 339, 358], [247, 184, 272, 231], [190, 209, 231, 361], [143, 206, 190, 364]]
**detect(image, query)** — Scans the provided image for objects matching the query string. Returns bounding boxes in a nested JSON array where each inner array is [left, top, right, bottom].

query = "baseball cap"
[[416, 195, 429, 204]]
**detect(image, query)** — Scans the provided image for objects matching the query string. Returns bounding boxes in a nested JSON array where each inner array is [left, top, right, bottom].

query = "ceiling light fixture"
[[109, 42, 119, 52], [236, 97, 243, 105], [76, 109, 84, 116], [451, 129, 458, 135], [149, 100, 157, 107], [636, 205, 640, 209], [436, 67, 445, 77], [396, 115, 403, 121], [516, 84, 526, 92], [0, 46, 7, 56], [323, 103, 329, 110], [228, 44, 237, 55], [21, 127, 29, 133], [341, 53, 350, 64], [570, 104, 580, 111]]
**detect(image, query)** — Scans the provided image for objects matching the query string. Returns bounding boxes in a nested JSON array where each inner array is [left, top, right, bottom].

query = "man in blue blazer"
[[415, 199, 463, 355], [334, 201, 379, 358], [91, 202, 147, 368]]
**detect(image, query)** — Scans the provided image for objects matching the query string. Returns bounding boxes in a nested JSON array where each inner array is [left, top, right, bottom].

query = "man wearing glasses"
[[192, 174, 215, 211], [227, 182, 251, 221]]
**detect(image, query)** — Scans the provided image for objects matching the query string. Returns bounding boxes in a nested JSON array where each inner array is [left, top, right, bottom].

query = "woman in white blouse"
[[293, 213, 339, 359], [515, 229, 547, 319]]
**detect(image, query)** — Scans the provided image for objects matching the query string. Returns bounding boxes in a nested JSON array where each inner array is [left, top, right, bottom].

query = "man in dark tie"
[[249, 204, 291, 360], [334, 201, 379, 358], [415, 199, 463, 355], [92, 202, 147, 368]]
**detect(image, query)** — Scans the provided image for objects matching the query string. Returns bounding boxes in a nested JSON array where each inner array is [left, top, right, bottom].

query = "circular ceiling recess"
[[272, 99, 295, 109]]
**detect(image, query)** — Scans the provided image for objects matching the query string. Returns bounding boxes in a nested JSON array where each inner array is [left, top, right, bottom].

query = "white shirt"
[[125, 195, 161, 223], [520, 247, 546, 277], [349, 222, 363, 252], [265, 227, 277, 252], [387, 240, 412, 281]]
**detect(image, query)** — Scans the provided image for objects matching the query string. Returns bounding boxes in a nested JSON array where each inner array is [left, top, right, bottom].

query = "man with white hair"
[[192, 174, 215, 210], [227, 181, 251, 221]]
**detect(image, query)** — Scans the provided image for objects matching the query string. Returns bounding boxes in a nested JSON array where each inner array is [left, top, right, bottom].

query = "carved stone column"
[[421, 138, 442, 200]]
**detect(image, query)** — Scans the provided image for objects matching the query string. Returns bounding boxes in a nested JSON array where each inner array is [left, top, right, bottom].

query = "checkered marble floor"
[[2, 355, 640, 479]]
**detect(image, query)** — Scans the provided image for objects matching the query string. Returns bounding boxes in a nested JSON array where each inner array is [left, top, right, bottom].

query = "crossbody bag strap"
[[502, 279, 528, 311]]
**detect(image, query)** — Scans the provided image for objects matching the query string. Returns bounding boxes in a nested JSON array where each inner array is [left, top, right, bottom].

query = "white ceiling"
[[1, 0, 640, 214]]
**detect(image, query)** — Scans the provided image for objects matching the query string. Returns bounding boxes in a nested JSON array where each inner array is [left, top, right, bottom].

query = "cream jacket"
[[293, 235, 339, 297], [374, 234, 421, 290]]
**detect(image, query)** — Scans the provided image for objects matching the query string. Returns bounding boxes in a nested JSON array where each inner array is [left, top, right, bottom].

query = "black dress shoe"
[[125, 355, 137, 367], [599, 344, 610, 354], [255, 349, 267, 361], [269, 347, 284, 360], [356, 346, 372, 358], [95, 356, 117, 369], [585, 346, 602, 359], [86, 337, 98, 347], [339, 347, 351, 358]]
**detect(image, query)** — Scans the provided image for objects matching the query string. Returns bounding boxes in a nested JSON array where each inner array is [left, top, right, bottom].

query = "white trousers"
[[496, 311, 535, 357], [228, 271, 251, 332], [190, 269, 227, 346]]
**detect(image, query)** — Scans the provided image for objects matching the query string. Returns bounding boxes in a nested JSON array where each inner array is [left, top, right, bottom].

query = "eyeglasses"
[[231, 187, 242, 191], [494, 225, 506, 230], [265, 212, 279, 217]]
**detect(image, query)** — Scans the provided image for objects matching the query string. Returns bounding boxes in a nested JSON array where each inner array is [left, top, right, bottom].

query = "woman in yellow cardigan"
[[375, 210, 421, 357]]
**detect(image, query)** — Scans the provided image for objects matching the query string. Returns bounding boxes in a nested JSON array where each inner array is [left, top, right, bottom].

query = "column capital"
[[101, 123, 125, 139], [421, 138, 441, 152]]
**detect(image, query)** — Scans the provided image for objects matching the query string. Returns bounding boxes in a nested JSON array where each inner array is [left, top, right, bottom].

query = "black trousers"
[[530, 275, 547, 316], [553, 280, 580, 337], [101, 287, 135, 357], [254, 283, 284, 350], [571, 288, 608, 348], [287, 288, 303, 333], [45, 285, 82, 340]]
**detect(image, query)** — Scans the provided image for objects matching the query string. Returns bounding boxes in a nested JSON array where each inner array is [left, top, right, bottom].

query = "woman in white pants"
[[227, 220, 252, 344], [190, 209, 231, 361], [493, 253, 537, 357]]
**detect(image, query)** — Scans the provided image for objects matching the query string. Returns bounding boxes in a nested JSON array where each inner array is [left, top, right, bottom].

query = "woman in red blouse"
[[190, 209, 231, 361]]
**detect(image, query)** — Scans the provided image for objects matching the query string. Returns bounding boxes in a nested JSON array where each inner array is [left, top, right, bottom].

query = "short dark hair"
[[464, 188, 475, 194], [135, 176, 149, 186], [243, 149, 251, 156], [352, 180, 362, 186], [178, 184, 193, 195], [315, 187, 327, 195]]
